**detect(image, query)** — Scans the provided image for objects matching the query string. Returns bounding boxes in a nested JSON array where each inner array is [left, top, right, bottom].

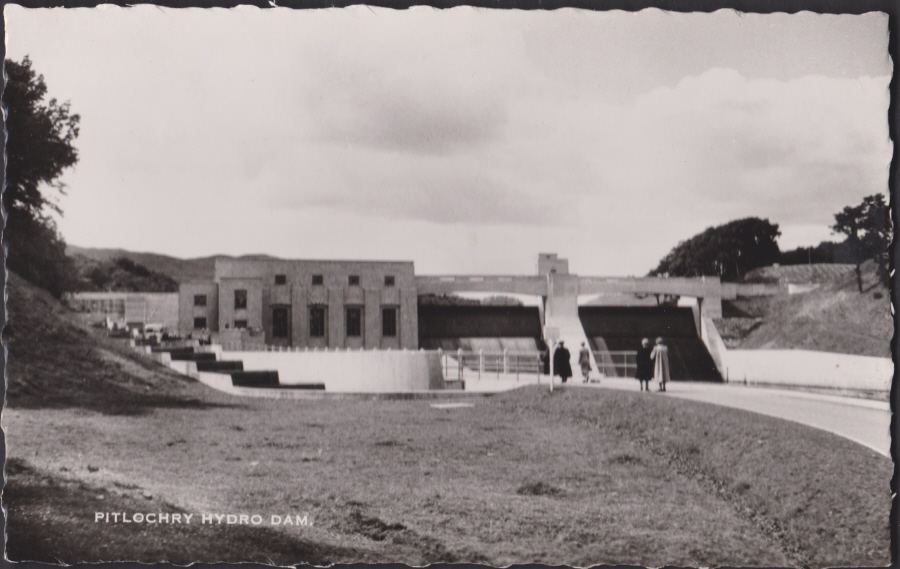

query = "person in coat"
[[578, 342, 592, 383], [634, 337, 654, 392], [553, 341, 573, 383], [650, 337, 671, 392]]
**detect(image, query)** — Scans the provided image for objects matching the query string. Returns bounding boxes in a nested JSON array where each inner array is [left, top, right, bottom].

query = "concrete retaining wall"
[[699, 316, 890, 391], [167, 360, 199, 379], [229, 350, 445, 393], [720, 349, 891, 391]]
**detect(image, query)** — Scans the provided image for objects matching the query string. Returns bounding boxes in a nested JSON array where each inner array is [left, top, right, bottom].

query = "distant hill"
[[716, 260, 890, 358], [69, 256, 180, 292], [66, 245, 280, 284]]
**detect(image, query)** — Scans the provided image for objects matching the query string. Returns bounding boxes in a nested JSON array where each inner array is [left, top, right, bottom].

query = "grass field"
[[5, 383, 890, 567], [3, 272, 892, 567]]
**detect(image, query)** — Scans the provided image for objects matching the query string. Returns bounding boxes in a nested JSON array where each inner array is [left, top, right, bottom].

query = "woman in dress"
[[634, 338, 653, 391], [650, 337, 670, 392], [578, 342, 592, 383]]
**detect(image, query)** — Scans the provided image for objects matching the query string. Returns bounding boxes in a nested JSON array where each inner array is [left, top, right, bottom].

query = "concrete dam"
[[417, 304, 722, 382], [579, 306, 722, 381]]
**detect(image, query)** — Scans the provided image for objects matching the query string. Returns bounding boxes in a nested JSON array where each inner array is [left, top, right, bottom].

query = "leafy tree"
[[779, 240, 857, 265], [649, 218, 781, 282], [481, 296, 525, 306], [3, 56, 80, 297], [74, 256, 179, 293], [832, 193, 891, 292], [418, 294, 482, 306]]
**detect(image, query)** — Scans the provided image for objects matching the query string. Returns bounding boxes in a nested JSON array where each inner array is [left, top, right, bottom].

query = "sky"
[[4, 6, 892, 276]]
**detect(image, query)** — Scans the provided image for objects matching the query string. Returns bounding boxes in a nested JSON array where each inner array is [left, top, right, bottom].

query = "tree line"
[[649, 194, 890, 292]]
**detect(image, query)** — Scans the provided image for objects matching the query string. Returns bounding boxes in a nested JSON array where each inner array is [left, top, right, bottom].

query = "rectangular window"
[[234, 289, 247, 310], [234, 320, 248, 329], [382, 308, 397, 337], [272, 307, 289, 338], [194, 294, 207, 307], [346, 307, 362, 337], [274, 274, 287, 285], [348, 275, 360, 286], [309, 306, 326, 337], [384, 275, 395, 287], [193, 317, 207, 329], [312, 275, 324, 286]]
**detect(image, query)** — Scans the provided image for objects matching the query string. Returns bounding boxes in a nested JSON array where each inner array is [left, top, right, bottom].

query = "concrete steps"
[[543, 315, 597, 378]]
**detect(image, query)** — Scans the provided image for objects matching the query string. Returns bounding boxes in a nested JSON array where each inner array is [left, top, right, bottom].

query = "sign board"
[[543, 326, 560, 343]]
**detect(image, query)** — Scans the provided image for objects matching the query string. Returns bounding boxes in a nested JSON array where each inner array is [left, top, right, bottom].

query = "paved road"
[[593, 377, 891, 457]]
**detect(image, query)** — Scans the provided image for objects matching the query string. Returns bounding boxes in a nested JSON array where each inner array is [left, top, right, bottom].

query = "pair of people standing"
[[635, 337, 670, 392], [552, 341, 593, 384]]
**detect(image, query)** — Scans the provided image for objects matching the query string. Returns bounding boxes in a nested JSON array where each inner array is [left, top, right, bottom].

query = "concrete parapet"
[[195, 344, 223, 358], [720, 349, 891, 391], [167, 359, 199, 379], [227, 350, 445, 393], [700, 316, 728, 374], [149, 352, 172, 365]]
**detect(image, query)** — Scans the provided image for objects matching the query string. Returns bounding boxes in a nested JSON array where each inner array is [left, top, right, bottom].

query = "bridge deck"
[[414, 275, 785, 299]]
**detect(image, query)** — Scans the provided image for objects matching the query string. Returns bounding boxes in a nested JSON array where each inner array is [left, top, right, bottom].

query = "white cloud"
[[5, 6, 891, 274]]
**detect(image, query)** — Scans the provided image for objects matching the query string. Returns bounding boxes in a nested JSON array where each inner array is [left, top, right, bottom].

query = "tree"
[[832, 193, 891, 292], [649, 218, 781, 282], [779, 240, 857, 265], [3, 56, 80, 297]]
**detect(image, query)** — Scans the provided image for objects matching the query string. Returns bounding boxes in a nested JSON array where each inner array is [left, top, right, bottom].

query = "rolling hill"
[[66, 245, 280, 283]]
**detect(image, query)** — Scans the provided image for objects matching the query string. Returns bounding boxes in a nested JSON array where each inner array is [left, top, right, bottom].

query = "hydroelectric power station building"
[[179, 258, 419, 351], [175, 253, 789, 383]]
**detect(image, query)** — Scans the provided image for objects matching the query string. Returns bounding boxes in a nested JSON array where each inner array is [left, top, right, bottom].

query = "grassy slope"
[[65, 245, 279, 283], [5, 271, 228, 415], [3, 274, 890, 566], [720, 260, 891, 357]]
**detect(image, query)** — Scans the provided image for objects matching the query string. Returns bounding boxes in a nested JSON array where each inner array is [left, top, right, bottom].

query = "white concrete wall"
[[699, 315, 890, 391], [720, 349, 891, 391], [229, 350, 445, 392], [167, 360, 199, 379], [701, 316, 728, 373]]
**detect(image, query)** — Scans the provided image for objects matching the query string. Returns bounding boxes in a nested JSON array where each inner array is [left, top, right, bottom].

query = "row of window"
[[193, 277, 397, 309], [280, 274, 396, 287], [193, 307, 398, 338], [306, 306, 398, 338]]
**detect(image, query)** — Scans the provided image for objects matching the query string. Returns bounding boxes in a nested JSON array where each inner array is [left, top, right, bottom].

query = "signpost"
[[543, 326, 559, 393]]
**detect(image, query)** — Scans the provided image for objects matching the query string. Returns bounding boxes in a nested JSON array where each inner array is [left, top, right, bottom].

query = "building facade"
[[67, 292, 179, 329], [178, 258, 418, 350], [178, 253, 762, 353]]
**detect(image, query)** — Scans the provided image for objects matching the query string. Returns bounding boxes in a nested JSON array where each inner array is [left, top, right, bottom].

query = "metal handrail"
[[437, 349, 547, 381], [593, 350, 638, 378]]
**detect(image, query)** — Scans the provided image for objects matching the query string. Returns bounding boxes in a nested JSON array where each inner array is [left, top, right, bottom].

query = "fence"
[[216, 345, 640, 381], [592, 351, 637, 378], [437, 349, 546, 381]]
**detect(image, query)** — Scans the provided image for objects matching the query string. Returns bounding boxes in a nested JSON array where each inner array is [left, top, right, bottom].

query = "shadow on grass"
[[7, 391, 247, 417], [4, 457, 361, 565]]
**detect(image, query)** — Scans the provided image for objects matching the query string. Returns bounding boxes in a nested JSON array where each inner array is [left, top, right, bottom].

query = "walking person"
[[650, 337, 670, 392], [635, 337, 653, 392], [578, 342, 593, 383], [553, 341, 573, 384]]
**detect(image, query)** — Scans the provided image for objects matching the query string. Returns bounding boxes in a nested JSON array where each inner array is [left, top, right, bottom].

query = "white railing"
[[593, 351, 637, 378], [437, 349, 546, 382]]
